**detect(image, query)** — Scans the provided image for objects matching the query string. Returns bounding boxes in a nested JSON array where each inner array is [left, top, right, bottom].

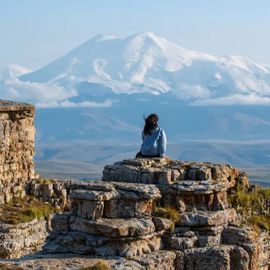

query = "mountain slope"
[[2, 32, 270, 144], [16, 32, 270, 106]]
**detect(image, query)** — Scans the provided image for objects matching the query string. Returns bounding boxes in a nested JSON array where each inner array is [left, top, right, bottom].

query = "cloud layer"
[[0, 64, 114, 108]]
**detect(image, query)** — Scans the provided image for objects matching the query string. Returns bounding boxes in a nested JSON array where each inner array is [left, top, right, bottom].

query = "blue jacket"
[[140, 127, 167, 157]]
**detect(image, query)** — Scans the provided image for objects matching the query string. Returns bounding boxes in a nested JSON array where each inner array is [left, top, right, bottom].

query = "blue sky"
[[1, 0, 270, 70]]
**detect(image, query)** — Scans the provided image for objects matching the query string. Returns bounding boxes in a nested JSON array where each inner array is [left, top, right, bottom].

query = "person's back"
[[137, 114, 167, 158]]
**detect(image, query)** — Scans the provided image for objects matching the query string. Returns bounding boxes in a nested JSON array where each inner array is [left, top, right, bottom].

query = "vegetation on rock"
[[34, 178, 53, 184], [0, 196, 56, 224], [154, 207, 180, 223], [229, 183, 270, 232], [80, 260, 112, 270], [154, 206, 180, 231]]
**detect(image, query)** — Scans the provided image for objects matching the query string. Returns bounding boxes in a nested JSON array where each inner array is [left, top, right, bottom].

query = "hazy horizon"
[[1, 0, 270, 71]]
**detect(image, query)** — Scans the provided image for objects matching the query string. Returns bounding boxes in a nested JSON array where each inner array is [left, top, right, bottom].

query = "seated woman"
[[136, 114, 167, 158]]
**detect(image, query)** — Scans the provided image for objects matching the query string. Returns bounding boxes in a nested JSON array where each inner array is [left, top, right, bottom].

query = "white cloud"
[[0, 64, 115, 109], [36, 99, 115, 108], [174, 84, 211, 100], [192, 94, 270, 105], [233, 112, 270, 129], [0, 64, 75, 104]]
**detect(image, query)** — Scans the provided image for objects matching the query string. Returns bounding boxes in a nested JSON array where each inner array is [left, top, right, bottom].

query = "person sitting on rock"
[[136, 114, 167, 158]]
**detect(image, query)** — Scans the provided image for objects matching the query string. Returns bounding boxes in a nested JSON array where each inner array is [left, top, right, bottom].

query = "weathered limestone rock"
[[27, 179, 72, 210], [44, 230, 162, 257], [178, 209, 237, 227], [103, 158, 239, 187], [0, 217, 51, 259], [184, 245, 250, 270], [70, 181, 161, 220], [222, 225, 270, 269], [45, 180, 163, 257], [0, 100, 35, 203], [68, 216, 156, 238], [152, 217, 172, 231], [0, 118, 270, 270], [129, 250, 176, 270], [0, 251, 176, 270], [25, 158, 267, 269]]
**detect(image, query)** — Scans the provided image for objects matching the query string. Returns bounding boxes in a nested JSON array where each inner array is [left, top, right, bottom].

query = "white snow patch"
[[215, 73, 222, 81], [93, 59, 111, 81]]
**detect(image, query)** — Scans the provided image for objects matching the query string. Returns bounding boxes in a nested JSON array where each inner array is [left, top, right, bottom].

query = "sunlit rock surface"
[[0, 100, 269, 269]]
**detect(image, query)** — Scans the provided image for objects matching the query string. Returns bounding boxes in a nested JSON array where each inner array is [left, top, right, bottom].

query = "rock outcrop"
[[12, 158, 266, 270], [0, 100, 269, 269], [0, 100, 35, 203], [0, 217, 50, 259]]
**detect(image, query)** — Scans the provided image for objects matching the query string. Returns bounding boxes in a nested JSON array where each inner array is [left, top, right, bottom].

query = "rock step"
[[52, 215, 157, 238], [44, 230, 162, 257], [178, 209, 237, 227], [102, 158, 243, 186]]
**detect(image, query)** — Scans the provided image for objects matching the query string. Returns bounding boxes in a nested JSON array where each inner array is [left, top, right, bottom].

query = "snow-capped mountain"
[[2, 32, 270, 144], [1, 32, 270, 107]]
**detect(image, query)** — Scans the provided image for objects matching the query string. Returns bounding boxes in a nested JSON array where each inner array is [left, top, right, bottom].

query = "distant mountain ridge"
[[15, 32, 270, 107], [2, 32, 270, 181], [2, 32, 270, 144]]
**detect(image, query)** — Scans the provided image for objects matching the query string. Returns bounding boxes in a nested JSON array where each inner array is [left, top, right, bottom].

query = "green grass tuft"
[[154, 207, 180, 223], [0, 196, 56, 224], [228, 183, 270, 233]]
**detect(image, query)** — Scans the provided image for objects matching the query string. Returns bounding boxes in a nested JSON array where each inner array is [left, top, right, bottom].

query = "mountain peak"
[[87, 34, 118, 44], [3, 32, 270, 106]]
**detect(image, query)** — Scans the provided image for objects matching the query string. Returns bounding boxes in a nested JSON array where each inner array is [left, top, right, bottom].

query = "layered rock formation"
[[12, 158, 266, 269], [0, 160, 269, 269], [0, 99, 269, 269], [0, 217, 50, 259], [101, 158, 270, 270], [44, 181, 168, 259], [0, 100, 35, 203]]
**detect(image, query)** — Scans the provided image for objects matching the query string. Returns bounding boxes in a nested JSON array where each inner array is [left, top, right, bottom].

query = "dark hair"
[[143, 114, 159, 135]]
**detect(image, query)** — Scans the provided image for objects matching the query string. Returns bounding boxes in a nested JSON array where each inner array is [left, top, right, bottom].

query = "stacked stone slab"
[[0, 100, 35, 203], [44, 180, 176, 264], [102, 158, 270, 270]]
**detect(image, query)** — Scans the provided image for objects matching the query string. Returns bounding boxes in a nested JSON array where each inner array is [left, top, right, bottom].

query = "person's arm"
[[158, 129, 167, 157], [142, 130, 145, 141]]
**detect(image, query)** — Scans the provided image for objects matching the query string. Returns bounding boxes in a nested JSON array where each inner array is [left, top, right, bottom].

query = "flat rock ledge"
[[0, 251, 176, 270]]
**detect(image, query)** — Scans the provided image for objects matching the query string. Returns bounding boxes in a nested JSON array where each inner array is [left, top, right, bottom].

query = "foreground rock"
[[0, 217, 50, 259], [0, 251, 176, 270], [44, 181, 164, 257], [0, 157, 269, 269]]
